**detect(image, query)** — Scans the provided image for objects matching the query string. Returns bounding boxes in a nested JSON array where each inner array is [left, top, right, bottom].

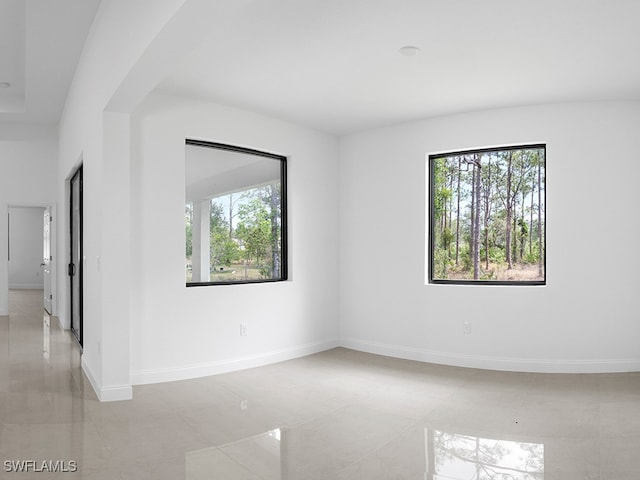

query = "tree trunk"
[[529, 182, 534, 257], [472, 156, 482, 280], [455, 157, 461, 266], [228, 193, 234, 239], [270, 184, 280, 277], [537, 158, 543, 276], [505, 152, 513, 269], [470, 164, 475, 268], [448, 166, 454, 257], [484, 157, 491, 270], [520, 180, 526, 262], [512, 214, 517, 264]]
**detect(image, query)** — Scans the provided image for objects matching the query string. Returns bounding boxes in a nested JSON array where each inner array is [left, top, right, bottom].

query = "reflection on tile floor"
[[1, 289, 640, 479]]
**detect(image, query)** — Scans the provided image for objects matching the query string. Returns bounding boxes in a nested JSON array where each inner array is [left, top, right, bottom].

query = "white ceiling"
[[4, 1, 640, 134], [155, 0, 640, 135], [0, 0, 101, 125]]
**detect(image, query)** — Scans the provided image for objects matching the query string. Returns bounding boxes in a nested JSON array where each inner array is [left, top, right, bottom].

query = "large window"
[[185, 140, 287, 286], [429, 144, 545, 285]]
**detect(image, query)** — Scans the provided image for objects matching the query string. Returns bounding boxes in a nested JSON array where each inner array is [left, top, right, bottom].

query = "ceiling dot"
[[398, 46, 421, 57]]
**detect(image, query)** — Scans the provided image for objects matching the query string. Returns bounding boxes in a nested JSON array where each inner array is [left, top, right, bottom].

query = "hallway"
[[0, 290, 90, 477]]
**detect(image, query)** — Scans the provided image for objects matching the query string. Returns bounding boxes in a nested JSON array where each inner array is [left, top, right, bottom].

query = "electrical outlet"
[[240, 324, 248, 336], [463, 322, 471, 334]]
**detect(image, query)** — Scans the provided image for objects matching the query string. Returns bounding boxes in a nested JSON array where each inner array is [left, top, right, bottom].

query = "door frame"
[[43, 207, 53, 314], [69, 165, 83, 347]]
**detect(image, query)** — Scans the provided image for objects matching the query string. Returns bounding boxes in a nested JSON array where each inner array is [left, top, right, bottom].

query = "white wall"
[[57, 0, 304, 401], [338, 101, 640, 373], [57, 0, 190, 401], [8, 206, 45, 289], [129, 93, 339, 383], [57, 0, 339, 399], [0, 126, 57, 315]]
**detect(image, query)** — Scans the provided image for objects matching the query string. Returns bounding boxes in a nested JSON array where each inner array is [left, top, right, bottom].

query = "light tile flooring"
[[1, 290, 640, 479]]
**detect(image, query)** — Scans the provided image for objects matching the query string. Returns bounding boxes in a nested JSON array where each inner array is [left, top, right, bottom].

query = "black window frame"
[[185, 139, 288, 287], [428, 143, 546, 286]]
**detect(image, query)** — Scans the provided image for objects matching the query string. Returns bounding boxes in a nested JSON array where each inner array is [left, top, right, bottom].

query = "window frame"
[[185, 139, 288, 287], [428, 143, 546, 286]]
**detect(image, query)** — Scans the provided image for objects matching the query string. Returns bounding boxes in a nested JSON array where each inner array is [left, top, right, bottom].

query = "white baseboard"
[[131, 339, 339, 385], [339, 337, 640, 374], [99, 384, 134, 402], [52, 315, 65, 330], [82, 356, 133, 402], [55, 315, 68, 330]]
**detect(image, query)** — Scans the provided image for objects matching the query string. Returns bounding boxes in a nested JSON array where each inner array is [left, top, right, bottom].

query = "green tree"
[[266, 183, 283, 278], [209, 201, 236, 269], [185, 203, 193, 257], [433, 158, 453, 277], [236, 197, 273, 274]]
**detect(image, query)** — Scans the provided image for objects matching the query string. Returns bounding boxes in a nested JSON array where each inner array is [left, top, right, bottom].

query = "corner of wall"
[[82, 355, 133, 402]]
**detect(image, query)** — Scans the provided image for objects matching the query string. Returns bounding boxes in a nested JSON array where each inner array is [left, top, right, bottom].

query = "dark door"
[[69, 167, 83, 346]]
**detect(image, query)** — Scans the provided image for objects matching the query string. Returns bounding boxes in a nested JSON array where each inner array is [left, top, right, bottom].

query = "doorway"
[[69, 166, 83, 346], [6, 204, 56, 318], [8, 206, 46, 291]]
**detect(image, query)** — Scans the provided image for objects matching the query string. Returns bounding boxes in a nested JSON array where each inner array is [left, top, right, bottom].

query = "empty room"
[[0, 1, 639, 478]]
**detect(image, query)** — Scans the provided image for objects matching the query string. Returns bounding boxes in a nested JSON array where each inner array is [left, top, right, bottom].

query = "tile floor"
[[1, 289, 639, 479]]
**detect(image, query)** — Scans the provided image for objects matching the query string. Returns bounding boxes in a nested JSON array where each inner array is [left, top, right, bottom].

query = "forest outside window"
[[429, 144, 545, 285], [185, 140, 287, 286]]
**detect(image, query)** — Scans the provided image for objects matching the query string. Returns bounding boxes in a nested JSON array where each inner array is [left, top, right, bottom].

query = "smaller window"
[[185, 140, 287, 286], [428, 144, 545, 285]]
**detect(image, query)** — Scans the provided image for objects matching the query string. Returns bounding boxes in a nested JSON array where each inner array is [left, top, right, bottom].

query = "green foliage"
[[487, 246, 505, 265], [209, 201, 237, 268], [234, 185, 282, 278], [459, 244, 472, 272], [480, 269, 496, 280], [187, 182, 283, 281], [517, 218, 529, 242], [524, 242, 543, 264], [440, 227, 454, 250], [210, 233, 238, 267], [236, 198, 272, 264], [433, 248, 451, 279], [185, 204, 193, 257], [209, 201, 227, 234], [432, 158, 452, 221], [185, 223, 192, 257]]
